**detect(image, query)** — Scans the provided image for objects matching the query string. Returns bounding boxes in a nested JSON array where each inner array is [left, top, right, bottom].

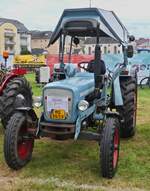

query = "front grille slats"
[[44, 88, 73, 122]]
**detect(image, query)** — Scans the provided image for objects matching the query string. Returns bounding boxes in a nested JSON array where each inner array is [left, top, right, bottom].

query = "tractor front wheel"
[[100, 117, 120, 178], [4, 112, 34, 170]]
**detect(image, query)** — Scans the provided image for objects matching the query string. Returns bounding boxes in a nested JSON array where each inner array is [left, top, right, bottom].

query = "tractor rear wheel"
[[118, 77, 137, 138], [100, 117, 120, 178], [4, 112, 34, 170], [0, 77, 32, 128]]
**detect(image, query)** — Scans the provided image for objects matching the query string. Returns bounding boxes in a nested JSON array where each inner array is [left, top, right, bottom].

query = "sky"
[[0, 0, 150, 38]]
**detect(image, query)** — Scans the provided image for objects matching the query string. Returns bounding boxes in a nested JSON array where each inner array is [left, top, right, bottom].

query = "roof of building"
[[84, 37, 118, 44], [0, 17, 29, 33], [31, 30, 52, 39], [135, 38, 150, 46]]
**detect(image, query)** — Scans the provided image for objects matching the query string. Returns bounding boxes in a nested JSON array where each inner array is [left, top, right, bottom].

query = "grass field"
[[0, 73, 150, 191]]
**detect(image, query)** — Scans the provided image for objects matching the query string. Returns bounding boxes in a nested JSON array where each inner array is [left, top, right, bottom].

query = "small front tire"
[[4, 112, 34, 170], [100, 117, 120, 178]]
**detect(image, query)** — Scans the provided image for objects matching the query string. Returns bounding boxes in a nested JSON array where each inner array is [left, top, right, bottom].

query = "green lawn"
[[0, 73, 150, 191]]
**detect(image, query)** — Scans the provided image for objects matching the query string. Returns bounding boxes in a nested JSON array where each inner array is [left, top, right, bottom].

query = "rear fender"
[[113, 76, 123, 106], [112, 74, 137, 107], [0, 69, 26, 95], [11, 68, 27, 75], [15, 107, 38, 137]]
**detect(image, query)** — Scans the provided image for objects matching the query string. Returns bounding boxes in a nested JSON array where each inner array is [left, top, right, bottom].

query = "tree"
[[20, 48, 31, 55]]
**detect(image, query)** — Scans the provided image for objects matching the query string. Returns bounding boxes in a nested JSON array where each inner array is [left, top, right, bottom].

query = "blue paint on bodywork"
[[111, 66, 124, 106], [74, 104, 96, 140], [43, 71, 95, 123], [114, 76, 123, 106], [42, 63, 125, 140], [44, 72, 94, 94]]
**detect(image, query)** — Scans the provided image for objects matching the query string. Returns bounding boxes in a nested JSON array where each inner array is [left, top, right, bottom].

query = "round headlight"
[[78, 100, 89, 111]]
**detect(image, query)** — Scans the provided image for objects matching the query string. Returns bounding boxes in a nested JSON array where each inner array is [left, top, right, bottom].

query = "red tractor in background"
[[0, 51, 32, 127]]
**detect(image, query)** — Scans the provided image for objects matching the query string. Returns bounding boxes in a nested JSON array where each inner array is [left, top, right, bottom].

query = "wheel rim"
[[17, 125, 33, 160], [113, 128, 119, 168]]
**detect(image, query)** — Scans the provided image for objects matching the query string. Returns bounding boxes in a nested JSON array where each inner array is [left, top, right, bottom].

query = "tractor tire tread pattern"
[[118, 77, 137, 138], [100, 117, 120, 178], [4, 112, 33, 170], [1, 77, 32, 127]]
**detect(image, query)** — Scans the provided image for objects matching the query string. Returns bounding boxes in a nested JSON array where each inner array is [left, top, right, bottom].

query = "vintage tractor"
[[0, 51, 33, 127], [3, 8, 137, 178]]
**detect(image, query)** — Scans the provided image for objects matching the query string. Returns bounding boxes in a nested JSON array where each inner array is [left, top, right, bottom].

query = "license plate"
[[50, 109, 66, 120]]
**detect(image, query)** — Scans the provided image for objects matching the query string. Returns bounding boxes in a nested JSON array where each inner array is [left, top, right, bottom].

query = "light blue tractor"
[[3, 8, 137, 178]]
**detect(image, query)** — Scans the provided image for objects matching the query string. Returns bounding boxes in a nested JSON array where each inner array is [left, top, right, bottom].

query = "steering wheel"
[[78, 61, 89, 71]]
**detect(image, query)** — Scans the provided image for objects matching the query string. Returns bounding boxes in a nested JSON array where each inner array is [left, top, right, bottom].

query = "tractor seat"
[[87, 59, 106, 74], [87, 59, 106, 91]]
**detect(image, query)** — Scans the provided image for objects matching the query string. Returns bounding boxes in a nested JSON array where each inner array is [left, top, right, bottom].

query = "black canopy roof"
[[49, 8, 129, 46]]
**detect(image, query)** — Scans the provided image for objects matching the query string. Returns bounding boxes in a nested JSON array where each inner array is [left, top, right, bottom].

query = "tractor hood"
[[48, 8, 129, 46], [44, 72, 94, 98]]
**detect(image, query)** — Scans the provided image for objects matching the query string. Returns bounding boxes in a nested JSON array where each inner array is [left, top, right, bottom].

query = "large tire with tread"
[[4, 112, 34, 170], [117, 76, 137, 138], [0, 76, 32, 127], [100, 117, 120, 178]]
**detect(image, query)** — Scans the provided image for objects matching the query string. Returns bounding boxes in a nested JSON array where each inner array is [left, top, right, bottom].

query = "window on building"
[[104, 46, 107, 54], [118, 50, 120, 54], [108, 50, 110, 54], [20, 46, 30, 54], [10, 45, 13, 50], [114, 46, 117, 54], [88, 47, 92, 55], [21, 46, 27, 51]]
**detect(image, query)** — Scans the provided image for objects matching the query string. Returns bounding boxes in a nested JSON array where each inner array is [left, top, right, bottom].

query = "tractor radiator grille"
[[44, 88, 73, 121]]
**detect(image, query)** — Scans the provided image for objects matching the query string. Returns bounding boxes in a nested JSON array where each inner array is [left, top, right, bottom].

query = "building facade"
[[31, 31, 59, 55], [0, 22, 17, 55], [0, 18, 31, 55], [135, 38, 150, 52], [84, 37, 122, 55]]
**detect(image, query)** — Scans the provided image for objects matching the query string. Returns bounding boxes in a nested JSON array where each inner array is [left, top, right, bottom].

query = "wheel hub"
[[17, 125, 33, 160]]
